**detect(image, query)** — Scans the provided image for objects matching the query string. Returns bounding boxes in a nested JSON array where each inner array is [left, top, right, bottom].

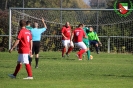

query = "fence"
[[6, 8, 133, 53]]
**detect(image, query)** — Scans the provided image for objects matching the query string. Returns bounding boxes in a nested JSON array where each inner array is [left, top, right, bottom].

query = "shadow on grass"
[[40, 55, 76, 60], [89, 73, 133, 78], [102, 74, 133, 78], [39, 55, 58, 60], [42, 57, 58, 60], [66, 58, 75, 60]]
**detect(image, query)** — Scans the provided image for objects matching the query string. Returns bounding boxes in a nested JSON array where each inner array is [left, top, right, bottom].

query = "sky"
[[83, 0, 91, 5]]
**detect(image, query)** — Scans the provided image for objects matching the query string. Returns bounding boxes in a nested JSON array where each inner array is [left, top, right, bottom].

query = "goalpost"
[[9, 8, 133, 53]]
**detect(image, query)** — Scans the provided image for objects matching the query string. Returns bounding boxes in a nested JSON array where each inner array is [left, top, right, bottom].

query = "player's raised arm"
[[42, 17, 47, 29]]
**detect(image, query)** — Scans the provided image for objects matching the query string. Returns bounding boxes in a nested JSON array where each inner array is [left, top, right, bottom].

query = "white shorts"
[[18, 54, 29, 64], [62, 40, 74, 47], [75, 42, 87, 50]]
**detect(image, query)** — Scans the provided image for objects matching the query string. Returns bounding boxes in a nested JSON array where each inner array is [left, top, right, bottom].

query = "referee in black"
[[30, 18, 47, 68]]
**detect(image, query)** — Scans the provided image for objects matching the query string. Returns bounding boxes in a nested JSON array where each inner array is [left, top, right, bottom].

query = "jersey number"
[[76, 32, 79, 36], [27, 36, 30, 42]]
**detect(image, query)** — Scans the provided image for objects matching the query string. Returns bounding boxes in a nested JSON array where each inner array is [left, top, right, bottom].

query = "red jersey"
[[61, 26, 71, 40], [17, 28, 32, 54], [73, 28, 85, 43]]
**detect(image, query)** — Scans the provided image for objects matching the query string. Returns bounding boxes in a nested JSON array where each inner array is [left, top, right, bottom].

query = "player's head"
[[26, 21, 31, 26], [34, 21, 39, 28], [85, 26, 90, 33], [78, 23, 84, 28], [19, 20, 26, 27], [65, 22, 70, 28], [89, 26, 93, 32]]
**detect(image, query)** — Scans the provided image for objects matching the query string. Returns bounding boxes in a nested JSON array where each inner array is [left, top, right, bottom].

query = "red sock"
[[66, 47, 73, 54], [62, 47, 66, 56], [78, 49, 86, 59], [13, 64, 22, 76], [79, 49, 86, 54], [25, 64, 32, 77]]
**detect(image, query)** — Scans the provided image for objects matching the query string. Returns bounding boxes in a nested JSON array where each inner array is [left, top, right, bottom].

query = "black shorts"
[[32, 41, 40, 54], [89, 40, 98, 46]]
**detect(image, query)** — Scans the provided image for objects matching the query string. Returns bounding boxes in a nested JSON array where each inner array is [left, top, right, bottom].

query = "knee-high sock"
[[62, 47, 66, 56], [35, 58, 39, 67], [77, 49, 86, 59], [25, 64, 32, 77], [66, 47, 73, 54], [95, 46, 99, 53], [13, 64, 22, 76], [86, 50, 90, 60], [28, 55, 32, 66]]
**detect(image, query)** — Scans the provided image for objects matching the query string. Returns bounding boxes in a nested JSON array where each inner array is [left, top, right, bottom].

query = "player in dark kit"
[[30, 18, 47, 68]]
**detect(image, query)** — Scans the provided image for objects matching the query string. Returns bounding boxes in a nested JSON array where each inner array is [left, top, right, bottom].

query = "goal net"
[[9, 8, 133, 53]]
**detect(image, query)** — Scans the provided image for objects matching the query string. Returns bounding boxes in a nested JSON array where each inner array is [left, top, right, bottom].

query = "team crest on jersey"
[[114, 0, 133, 17]]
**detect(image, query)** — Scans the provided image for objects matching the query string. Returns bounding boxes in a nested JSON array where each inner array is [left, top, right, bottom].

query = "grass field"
[[0, 51, 133, 88]]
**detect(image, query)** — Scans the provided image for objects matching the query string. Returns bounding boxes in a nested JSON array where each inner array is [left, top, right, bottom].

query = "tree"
[[0, 10, 8, 51]]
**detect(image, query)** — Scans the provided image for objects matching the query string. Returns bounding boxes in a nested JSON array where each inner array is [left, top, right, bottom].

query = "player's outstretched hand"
[[100, 43, 102, 47], [42, 17, 45, 23], [9, 48, 13, 53], [99, 43, 102, 47], [98, 41, 102, 46]]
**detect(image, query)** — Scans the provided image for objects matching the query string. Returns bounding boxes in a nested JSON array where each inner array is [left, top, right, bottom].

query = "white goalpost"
[[9, 8, 133, 53]]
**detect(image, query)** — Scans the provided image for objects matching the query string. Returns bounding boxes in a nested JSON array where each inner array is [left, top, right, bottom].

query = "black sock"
[[29, 57, 32, 66], [95, 47, 99, 53], [35, 58, 39, 67]]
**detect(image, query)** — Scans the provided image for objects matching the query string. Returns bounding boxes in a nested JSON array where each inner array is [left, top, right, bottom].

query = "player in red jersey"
[[61, 22, 74, 57], [71, 23, 87, 60], [8, 20, 33, 79]]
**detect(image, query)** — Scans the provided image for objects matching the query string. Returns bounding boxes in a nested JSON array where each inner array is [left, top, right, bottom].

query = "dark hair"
[[78, 23, 84, 28], [34, 21, 38, 23], [19, 20, 26, 27], [88, 25, 93, 28], [33, 21, 38, 28], [26, 21, 31, 25]]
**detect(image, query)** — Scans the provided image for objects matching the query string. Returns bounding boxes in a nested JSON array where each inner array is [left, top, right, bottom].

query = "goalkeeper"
[[88, 26, 102, 54], [83, 26, 91, 60]]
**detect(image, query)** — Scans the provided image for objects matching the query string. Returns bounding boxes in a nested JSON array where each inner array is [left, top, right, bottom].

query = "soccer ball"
[[90, 55, 93, 60]]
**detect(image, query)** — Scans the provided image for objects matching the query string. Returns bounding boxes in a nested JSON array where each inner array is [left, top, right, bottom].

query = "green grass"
[[0, 51, 133, 88]]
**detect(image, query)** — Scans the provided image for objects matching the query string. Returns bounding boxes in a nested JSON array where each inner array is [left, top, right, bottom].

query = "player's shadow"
[[46, 57, 58, 60], [65, 58, 75, 60], [40, 56, 58, 60]]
